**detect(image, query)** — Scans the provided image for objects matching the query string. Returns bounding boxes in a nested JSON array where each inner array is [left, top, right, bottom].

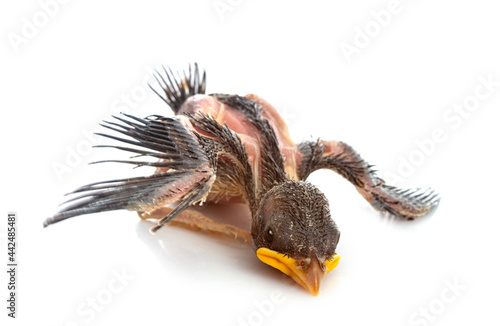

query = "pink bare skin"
[[176, 93, 301, 200]]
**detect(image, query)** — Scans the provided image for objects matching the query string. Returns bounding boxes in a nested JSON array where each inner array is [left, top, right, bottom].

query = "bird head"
[[252, 181, 341, 295]]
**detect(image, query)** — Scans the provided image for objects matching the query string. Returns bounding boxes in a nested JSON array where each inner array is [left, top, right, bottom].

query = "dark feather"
[[149, 63, 206, 113], [43, 114, 215, 228], [213, 94, 288, 198]]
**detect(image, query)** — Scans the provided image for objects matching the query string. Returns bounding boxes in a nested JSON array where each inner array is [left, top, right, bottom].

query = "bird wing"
[[44, 113, 256, 232], [295, 139, 440, 220]]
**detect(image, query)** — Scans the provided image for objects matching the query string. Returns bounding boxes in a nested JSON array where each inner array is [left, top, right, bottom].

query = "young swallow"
[[44, 64, 439, 295]]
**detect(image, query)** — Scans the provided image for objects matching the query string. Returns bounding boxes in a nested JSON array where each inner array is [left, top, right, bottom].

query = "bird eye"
[[265, 228, 274, 242]]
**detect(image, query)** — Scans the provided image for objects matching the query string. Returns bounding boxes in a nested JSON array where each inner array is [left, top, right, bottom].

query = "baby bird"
[[44, 64, 439, 295]]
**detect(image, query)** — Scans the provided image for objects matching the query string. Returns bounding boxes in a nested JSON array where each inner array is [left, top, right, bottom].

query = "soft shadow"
[[134, 203, 344, 297], [134, 204, 262, 278]]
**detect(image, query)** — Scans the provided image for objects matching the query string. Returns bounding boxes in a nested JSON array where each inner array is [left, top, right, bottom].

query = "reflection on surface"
[[133, 203, 345, 295], [134, 204, 259, 280]]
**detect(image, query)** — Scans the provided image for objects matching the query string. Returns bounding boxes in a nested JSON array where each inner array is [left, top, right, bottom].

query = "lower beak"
[[256, 248, 340, 296]]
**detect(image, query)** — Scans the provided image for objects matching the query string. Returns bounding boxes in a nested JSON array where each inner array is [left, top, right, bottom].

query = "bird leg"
[[139, 207, 252, 242]]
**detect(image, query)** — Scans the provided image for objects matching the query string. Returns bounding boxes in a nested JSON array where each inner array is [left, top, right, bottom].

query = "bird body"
[[44, 64, 439, 295], [173, 93, 297, 203]]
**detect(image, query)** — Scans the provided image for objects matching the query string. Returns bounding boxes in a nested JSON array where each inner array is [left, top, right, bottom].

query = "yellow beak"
[[256, 248, 340, 296]]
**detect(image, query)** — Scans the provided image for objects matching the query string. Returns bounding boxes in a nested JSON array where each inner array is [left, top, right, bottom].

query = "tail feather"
[[149, 63, 206, 114]]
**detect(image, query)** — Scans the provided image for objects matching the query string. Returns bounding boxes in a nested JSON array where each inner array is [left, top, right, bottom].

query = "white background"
[[1, 1, 500, 325]]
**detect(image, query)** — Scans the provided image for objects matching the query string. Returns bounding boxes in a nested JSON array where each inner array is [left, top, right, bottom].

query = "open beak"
[[256, 248, 340, 296]]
